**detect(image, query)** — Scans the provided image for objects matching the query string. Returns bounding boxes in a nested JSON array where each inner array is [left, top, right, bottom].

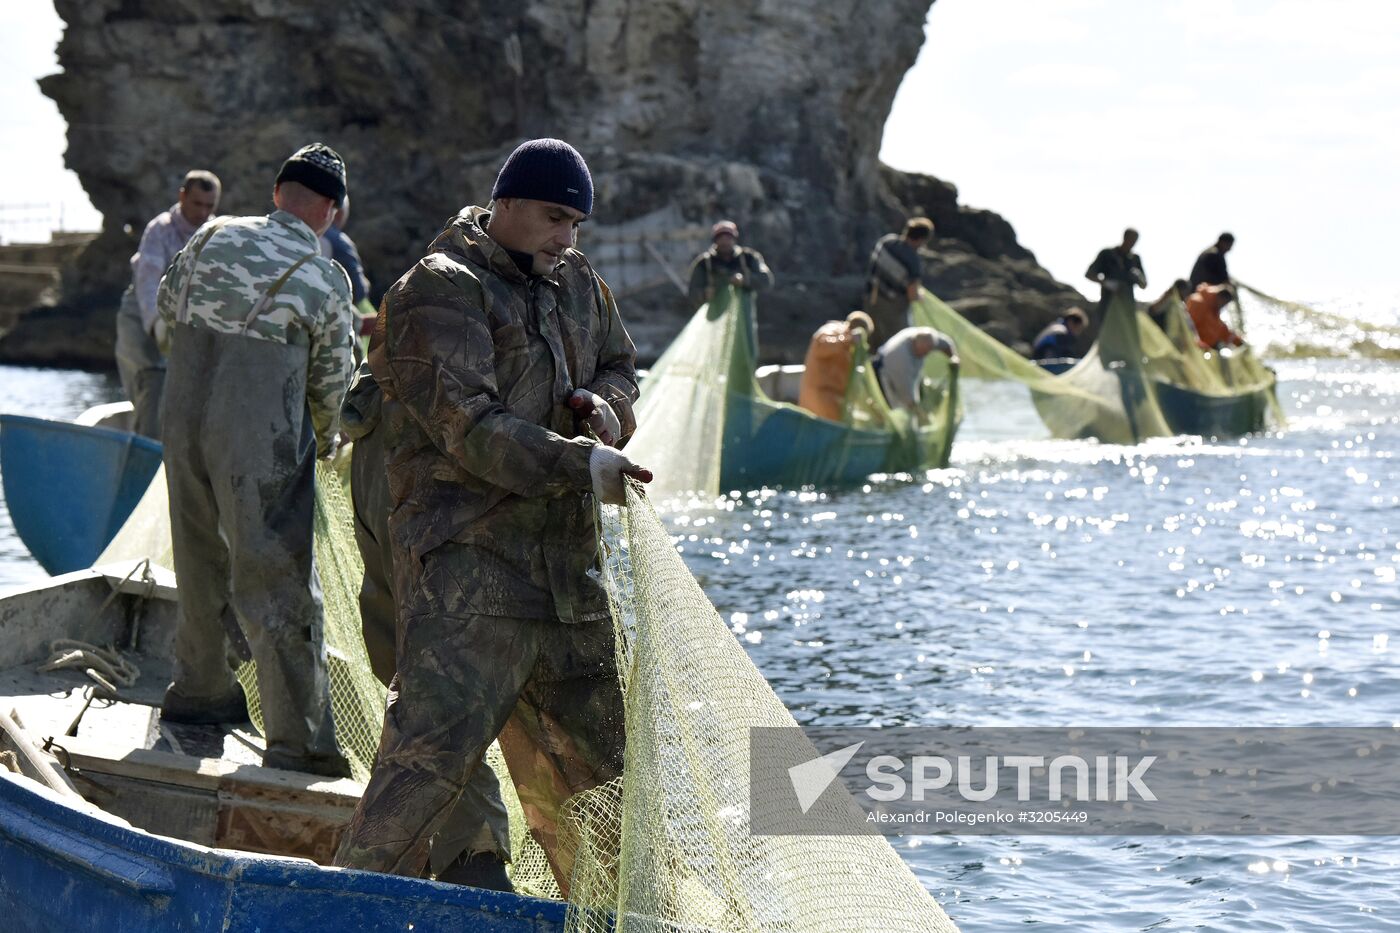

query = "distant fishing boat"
[[725, 357, 959, 488], [629, 287, 961, 496], [0, 406, 163, 574], [914, 290, 1281, 444], [0, 562, 569, 933]]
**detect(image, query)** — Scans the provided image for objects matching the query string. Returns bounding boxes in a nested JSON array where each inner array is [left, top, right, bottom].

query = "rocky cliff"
[[3, 0, 1085, 367]]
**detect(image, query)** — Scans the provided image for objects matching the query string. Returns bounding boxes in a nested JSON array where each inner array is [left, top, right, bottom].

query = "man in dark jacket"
[[333, 139, 648, 891], [686, 220, 774, 310], [1189, 232, 1234, 290], [1031, 308, 1089, 361], [865, 217, 933, 348], [1086, 228, 1147, 316], [340, 362, 513, 890]]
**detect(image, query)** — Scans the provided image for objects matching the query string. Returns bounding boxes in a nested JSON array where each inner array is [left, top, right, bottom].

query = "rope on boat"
[[38, 640, 140, 691], [33, 559, 156, 692]]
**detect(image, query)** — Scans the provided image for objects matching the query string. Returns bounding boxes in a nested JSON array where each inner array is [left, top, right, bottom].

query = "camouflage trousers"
[[332, 540, 626, 891], [114, 286, 165, 440], [348, 418, 512, 874], [160, 323, 340, 764]]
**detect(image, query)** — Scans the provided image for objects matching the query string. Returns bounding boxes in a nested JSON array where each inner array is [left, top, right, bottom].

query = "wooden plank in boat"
[[53, 733, 362, 863], [0, 708, 82, 799], [55, 732, 361, 797]]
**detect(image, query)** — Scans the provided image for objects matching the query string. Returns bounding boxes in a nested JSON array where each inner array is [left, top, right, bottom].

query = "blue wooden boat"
[[724, 362, 959, 489], [0, 564, 570, 932], [0, 411, 163, 575], [632, 288, 961, 494]]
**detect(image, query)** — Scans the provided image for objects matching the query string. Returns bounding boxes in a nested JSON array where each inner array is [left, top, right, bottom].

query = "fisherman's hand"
[[730, 272, 745, 287], [906, 281, 921, 302], [1102, 280, 1120, 293], [568, 390, 621, 446], [589, 445, 653, 506], [318, 432, 347, 461]]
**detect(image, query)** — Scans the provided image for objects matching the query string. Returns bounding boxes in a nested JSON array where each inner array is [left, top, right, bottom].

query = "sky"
[[0, 2, 100, 241], [882, 0, 1400, 301], [3, 0, 1397, 301]]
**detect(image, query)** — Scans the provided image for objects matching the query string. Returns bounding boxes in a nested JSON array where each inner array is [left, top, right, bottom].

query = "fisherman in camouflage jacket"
[[334, 139, 649, 892]]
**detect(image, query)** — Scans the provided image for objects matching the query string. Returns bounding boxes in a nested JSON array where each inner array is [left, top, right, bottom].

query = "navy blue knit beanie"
[[491, 138, 593, 215]]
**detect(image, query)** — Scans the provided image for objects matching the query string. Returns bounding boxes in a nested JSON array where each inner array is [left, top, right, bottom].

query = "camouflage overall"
[[156, 209, 354, 770], [333, 207, 638, 890], [341, 363, 512, 873]]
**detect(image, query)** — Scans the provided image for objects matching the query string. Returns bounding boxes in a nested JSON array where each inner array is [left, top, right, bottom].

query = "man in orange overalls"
[[797, 311, 875, 421], [1186, 283, 1243, 349]]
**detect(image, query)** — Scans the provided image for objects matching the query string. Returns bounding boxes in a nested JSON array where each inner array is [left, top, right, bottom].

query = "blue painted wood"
[[719, 391, 891, 490], [0, 415, 163, 575], [0, 773, 569, 933]]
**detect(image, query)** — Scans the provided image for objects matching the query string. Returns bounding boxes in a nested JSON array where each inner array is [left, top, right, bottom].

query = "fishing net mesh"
[[556, 485, 957, 933], [99, 462, 956, 930], [1236, 281, 1400, 359], [625, 288, 742, 500]]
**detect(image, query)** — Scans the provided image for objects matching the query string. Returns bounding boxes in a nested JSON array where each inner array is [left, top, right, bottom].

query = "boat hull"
[[1153, 378, 1273, 438], [0, 773, 567, 933], [0, 415, 163, 575], [718, 391, 957, 490]]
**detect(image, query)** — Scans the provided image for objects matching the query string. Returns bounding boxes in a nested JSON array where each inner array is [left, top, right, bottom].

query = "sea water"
[[672, 356, 1400, 931]]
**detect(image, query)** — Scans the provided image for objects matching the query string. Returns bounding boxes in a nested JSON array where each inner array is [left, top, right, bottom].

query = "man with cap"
[[333, 138, 649, 890], [154, 143, 356, 778], [114, 169, 221, 439], [686, 220, 774, 311], [797, 310, 875, 422], [1031, 307, 1089, 362], [865, 216, 934, 348]]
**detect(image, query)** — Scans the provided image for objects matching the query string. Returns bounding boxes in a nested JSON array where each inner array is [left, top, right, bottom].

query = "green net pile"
[[912, 288, 1281, 442], [627, 285, 960, 499]]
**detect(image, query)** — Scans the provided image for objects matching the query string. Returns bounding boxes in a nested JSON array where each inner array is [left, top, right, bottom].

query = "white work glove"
[[1102, 279, 1120, 293], [589, 445, 652, 506], [568, 389, 622, 446]]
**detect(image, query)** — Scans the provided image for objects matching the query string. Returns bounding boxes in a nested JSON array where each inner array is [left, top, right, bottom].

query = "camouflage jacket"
[[371, 206, 638, 623], [156, 209, 356, 453], [686, 245, 773, 310]]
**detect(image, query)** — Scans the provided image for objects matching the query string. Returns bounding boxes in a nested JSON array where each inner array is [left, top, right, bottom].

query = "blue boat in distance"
[[0, 413, 163, 574]]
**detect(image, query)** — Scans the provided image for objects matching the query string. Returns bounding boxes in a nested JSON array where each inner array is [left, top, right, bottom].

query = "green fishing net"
[[911, 288, 1282, 442], [1235, 281, 1400, 359]]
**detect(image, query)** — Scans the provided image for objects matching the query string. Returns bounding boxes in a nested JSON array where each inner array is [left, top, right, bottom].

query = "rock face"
[[8, 0, 1086, 367]]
